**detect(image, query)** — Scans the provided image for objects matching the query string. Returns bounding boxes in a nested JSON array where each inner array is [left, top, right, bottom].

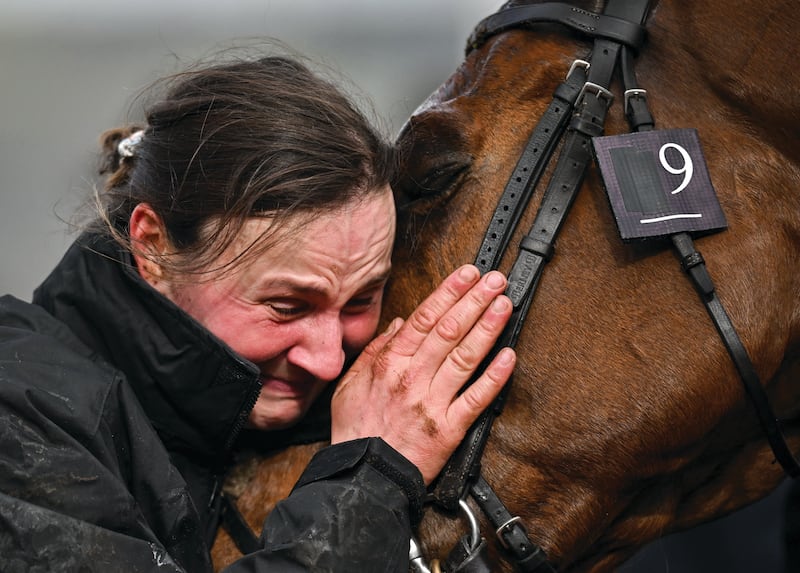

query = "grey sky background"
[[0, 0, 498, 300]]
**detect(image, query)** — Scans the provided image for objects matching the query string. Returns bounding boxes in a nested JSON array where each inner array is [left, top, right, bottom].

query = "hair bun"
[[98, 125, 145, 189]]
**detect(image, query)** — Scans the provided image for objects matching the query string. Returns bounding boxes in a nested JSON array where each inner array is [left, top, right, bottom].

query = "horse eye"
[[395, 152, 473, 210], [415, 159, 470, 196]]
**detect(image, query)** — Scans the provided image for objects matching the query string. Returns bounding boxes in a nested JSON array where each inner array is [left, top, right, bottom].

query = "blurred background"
[[1, 0, 498, 300], [0, 0, 791, 570]]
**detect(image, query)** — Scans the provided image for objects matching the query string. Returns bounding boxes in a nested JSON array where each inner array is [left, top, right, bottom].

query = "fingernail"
[[491, 296, 509, 312], [458, 264, 479, 283], [383, 317, 402, 336], [485, 271, 505, 289], [498, 348, 515, 366]]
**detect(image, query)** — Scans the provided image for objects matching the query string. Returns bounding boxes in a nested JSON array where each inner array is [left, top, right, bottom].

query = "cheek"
[[218, 319, 296, 364], [169, 281, 233, 328], [342, 310, 382, 355], [173, 288, 288, 362]]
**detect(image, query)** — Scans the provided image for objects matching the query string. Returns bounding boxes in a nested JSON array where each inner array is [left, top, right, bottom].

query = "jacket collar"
[[33, 233, 262, 461]]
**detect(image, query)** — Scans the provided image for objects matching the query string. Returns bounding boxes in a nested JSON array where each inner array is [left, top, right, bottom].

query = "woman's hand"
[[330, 264, 515, 484]]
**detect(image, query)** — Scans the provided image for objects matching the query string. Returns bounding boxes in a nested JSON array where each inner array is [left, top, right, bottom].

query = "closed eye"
[[395, 153, 472, 213], [344, 298, 376, 313], [267, 299, 310, 318], [343, 288, 383, 315]]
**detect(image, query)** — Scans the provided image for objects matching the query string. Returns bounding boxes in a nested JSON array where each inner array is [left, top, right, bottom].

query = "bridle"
[[410, 1, 800, 572], [216, 1, 800, 569]]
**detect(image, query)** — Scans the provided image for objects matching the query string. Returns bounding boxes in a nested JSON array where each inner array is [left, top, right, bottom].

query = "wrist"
[[295, 437, 426, 525]]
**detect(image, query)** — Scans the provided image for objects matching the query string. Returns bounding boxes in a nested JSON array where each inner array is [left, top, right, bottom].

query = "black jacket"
[[0, 233, 424, 572]]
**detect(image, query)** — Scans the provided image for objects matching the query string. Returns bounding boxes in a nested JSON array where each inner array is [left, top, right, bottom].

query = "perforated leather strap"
[[429, 2, 653, 572], [506, 86, 611, 308], [432, 0, 651, 510], [475, 62, 587, 274], [430, 43, 623, 522]]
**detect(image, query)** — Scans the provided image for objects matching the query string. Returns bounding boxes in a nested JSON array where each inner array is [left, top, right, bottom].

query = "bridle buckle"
[[566, 59, 590, 79], [624, 88, 648, 115], [495, 515, 525, 549], [577, 81, 615, 109]]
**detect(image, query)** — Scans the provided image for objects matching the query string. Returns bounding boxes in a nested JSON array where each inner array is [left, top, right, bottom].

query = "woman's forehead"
[[228, 188, 395, 277]]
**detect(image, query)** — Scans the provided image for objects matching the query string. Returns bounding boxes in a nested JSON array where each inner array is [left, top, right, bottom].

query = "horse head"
[[389, 0, 800, 570]]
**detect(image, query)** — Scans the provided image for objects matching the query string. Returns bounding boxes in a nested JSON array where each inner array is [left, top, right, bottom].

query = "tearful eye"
[[344, 299, 373, 314], [266, 299, 309, 318], [343, 289, 382, 315]]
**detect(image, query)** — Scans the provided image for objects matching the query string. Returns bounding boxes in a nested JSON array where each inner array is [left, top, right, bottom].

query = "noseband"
[[411, 2, 800, 572]]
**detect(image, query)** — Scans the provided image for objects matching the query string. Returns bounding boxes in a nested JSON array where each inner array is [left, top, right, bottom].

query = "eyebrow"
[[353, 273, 392, 293], [267, 270, 392, 298]]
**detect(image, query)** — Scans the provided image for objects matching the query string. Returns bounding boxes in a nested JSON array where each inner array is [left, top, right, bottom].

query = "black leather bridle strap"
[[436, 98, 618, 561], [671, 234, 800, 477], [467, 2, 647, 54], [617, 50, 800, 477], [506, 80, 612, 308], [475, 62, 588, 274], [502, 26, 636, 312], [431, 89, 617, 514], [434, 1, 650, 515], [470, 475, 551, 572], [619, 46, 654, 132], [431, 5, 653, 573], [219, 492, 262, 555]]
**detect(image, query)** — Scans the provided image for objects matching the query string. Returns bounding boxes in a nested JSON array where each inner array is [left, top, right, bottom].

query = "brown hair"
[[95, 52, 397, 275]]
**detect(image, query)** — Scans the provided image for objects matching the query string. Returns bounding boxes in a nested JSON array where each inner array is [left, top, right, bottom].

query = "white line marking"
[[640, 213, 703, 224]]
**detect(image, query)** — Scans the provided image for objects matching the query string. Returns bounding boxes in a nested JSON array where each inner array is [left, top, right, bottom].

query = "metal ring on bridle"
[[409, 535, 434, 573], [459, 499, 481, 551]]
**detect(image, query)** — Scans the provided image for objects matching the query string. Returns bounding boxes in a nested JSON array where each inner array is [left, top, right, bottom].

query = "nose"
[[287, 313, 346, 382]]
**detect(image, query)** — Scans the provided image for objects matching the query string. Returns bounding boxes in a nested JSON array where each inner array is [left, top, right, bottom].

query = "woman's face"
[[155, 188, 396, 430]]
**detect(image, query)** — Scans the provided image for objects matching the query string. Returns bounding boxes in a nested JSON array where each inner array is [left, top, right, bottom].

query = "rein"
[[411, 1, 800, 572]]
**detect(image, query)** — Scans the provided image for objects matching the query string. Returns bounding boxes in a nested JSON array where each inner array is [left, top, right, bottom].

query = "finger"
[[446, 346, 516, 434], [337, 317, 403, 385], [390, 265, 482, 357], [406, 271, 508, 373], [435, 294, 512, 393]]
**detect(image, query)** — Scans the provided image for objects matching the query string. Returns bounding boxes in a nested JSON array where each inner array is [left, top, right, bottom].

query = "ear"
[[129, 203, 171, 290]]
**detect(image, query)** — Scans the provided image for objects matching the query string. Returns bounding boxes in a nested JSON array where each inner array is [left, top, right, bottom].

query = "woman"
[[0, 53, 514, 571]]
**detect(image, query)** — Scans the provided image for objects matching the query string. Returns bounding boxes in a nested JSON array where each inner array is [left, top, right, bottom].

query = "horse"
[[212, 0, 800, 571]]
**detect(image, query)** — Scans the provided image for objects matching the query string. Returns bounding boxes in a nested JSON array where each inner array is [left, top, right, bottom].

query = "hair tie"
[[118, 130, 145, 158]]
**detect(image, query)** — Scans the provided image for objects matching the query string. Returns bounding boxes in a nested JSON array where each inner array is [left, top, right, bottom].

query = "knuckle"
[[482, 365, 507, 388], [410, 304, 439, 333], [360, 338, 381, 359], [461, 386, 486, 413], [462, 377, 500, 415], [435, 315, 462, 342], [467, 284, 494, 308], [474, 313, 501, 338], [448, 343, 478, 374]]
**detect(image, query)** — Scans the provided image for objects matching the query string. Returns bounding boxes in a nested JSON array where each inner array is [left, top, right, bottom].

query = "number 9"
[[659, 142, 693, 194]]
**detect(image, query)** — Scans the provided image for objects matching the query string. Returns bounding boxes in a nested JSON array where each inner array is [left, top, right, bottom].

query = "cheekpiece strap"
[[467, 2, 647, 54]]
